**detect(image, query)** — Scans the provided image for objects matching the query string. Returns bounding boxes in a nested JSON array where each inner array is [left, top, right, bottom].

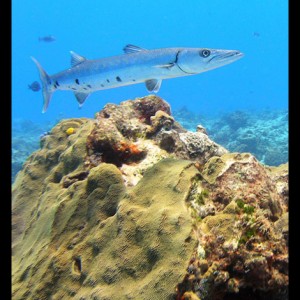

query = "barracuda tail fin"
[[31, 57, 53, 113]]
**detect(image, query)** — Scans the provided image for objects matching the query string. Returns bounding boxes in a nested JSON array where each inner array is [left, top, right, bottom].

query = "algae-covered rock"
[[12, 156, 199, 299], [85, 95, 227, 185], [200, 152, 284, 218], [179, 131, 227, 161], [12, 118, 94, 248], [12, 96, 288, 300], [177, 152, 288, 299]]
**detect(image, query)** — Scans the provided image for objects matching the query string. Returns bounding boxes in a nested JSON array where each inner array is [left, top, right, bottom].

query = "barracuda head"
[[177, 48, 244, 74]]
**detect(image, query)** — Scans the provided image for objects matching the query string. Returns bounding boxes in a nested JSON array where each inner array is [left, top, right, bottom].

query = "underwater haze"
[[12, 0, 288, 123], [11, 2, 290, 297]]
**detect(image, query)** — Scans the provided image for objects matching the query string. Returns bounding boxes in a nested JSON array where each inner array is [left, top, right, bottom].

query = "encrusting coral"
[[12, 95, 288, 300], [84, 95, 227, 186], [178, 153, 288, 299]]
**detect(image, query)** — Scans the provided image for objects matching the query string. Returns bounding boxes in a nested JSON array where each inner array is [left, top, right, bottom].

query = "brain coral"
[[12, 156, 199, 299]]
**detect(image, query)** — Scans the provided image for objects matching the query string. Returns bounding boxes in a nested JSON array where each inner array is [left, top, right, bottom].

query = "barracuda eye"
[[200, 49, 211, 58]]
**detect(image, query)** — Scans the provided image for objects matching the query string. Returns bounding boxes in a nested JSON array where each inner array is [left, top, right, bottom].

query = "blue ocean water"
[[12, 0, 288, 124]]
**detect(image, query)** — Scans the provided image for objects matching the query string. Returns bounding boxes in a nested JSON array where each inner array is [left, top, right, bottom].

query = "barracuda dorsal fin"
[[145, 79, 162, 92], [74, 92, 90, 106], [123, 44, 147, 54], [70, 51, 87, 67]]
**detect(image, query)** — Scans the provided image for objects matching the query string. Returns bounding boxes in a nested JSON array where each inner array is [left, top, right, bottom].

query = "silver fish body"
[[31, 44, 244, 113]]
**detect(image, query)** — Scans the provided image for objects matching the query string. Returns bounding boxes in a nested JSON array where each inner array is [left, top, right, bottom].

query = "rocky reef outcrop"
[[84, 95, 226, 186], [12, 96, 288, 299], [178, 153, 288, 299]]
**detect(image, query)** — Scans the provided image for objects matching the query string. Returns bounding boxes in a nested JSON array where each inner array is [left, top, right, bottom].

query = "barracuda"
[[31, 44, 244, 113]]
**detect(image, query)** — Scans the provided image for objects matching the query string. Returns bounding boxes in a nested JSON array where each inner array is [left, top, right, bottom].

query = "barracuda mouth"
[[209, 51, 244, 63]]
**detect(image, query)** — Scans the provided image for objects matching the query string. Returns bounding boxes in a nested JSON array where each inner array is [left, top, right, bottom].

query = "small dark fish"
[[38, 35, 56, 42], [28, 81, 41, 92]]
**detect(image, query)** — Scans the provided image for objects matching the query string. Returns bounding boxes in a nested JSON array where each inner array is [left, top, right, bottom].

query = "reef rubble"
[[12, 95, 288, 299]]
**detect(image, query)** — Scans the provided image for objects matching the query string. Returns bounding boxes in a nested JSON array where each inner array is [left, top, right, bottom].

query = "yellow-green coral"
[[201, 157, 225, 184], [223, 201, 239, 214], [194, 189, 209, 206], [201, 213, 240, 249], [236, 199, 255, 215], [12, 158, 199, 299]]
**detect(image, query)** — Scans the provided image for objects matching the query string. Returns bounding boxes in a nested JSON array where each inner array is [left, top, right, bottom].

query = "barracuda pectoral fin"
[[74, 92, 90, 107], [70, 51, 87, 67], [123, 44, 147, 54], [154, 63, 175, 69], [145, 79, 162, 93]]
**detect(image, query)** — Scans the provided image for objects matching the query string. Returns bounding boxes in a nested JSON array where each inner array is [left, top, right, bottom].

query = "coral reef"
[[173, 108, 288, 166], [85, 95, 227, 186], [178, 153, 288, 299], [12, 106, 288, 183], [11, 119, 54, 183], [211, 110, 288, 166], [12, 158, 199, 299], [12, 96, 288, 299]]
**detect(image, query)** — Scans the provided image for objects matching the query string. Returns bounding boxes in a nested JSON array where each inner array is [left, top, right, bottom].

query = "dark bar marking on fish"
[[106, 79, 110, 83], [71, 87, 77, 90], [175, 50, 192, 74], [116, 76, 122, 82], [54, 84, 57, 89], [174, 51, 180, 64], [75, 79, 80, 85], [55, 80, 60, 86], [132, 79, 136, 81], [87, 84, 92, 88], [83, 87, 87, 90]]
